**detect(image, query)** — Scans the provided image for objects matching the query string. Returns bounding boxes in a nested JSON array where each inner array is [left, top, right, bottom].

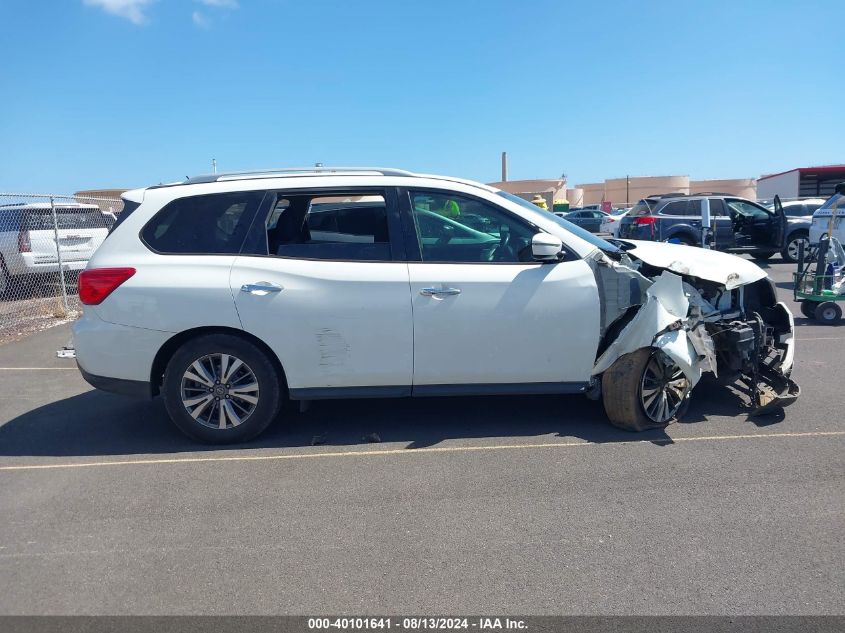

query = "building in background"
[[487, 178, 567, 212], [574, 175, 757, 206], [74, 188, 130, 214], [756, 165, 845, 201]]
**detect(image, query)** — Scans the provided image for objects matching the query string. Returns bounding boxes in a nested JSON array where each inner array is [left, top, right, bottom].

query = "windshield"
[[495, 190, 620, 253]]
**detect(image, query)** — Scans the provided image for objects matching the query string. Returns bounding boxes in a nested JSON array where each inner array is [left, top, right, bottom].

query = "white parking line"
[[1, 430, 842, 473], [0, 367, 77, 370]]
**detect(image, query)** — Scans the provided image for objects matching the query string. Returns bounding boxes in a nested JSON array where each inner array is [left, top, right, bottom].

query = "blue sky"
[[0, 0, 842, 192]]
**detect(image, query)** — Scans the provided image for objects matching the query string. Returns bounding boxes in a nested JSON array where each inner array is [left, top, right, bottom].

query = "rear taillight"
[[17, 230, 31, 253], [633, 215, 657, 238], [633, 216, 658, 226], [78, 268, 136, 305]]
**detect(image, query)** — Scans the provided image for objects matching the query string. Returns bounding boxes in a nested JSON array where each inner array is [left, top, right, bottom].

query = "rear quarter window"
[[141, 191, 265, 254]]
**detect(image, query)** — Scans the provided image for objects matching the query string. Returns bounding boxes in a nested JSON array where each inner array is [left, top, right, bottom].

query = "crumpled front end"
[[588, 248, 799, 415]]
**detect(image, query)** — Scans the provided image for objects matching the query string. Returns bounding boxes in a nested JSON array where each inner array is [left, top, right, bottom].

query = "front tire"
[[781, 232, 809, 264], [602, 348, 691, 432], [752, 251, 775, 261], [162, 334, 282, 444]]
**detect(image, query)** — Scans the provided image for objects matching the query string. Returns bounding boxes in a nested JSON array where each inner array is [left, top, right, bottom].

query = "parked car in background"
[[617, 194, 786, 261], [73, 167, 797, 445], [809, 189, 845, 246], [560, 209, 610, 233], [600, 207, 631, 237], [0, 203, 111, 296], [764, 198, 824, 263]]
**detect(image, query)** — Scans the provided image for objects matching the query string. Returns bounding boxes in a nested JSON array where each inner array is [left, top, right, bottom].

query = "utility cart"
[[794, 186, 845, 324]]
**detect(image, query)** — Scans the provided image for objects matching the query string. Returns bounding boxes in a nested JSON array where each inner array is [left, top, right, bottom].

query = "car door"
[[726, 198, 781, 249], [707, 199, 735, 249], [566, 211, 585, 229], [229, 187, 414, 395], [403, 189, 600, 391]]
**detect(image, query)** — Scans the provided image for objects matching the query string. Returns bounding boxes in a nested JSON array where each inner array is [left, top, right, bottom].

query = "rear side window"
[[659, 200, 698, 216], [266, 193, 392, 261], [142, 191, 264, 254], [708, 199, 726, 216]]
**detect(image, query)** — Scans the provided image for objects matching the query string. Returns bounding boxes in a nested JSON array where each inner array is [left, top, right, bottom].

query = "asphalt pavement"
[[0, 258, 842, 615]]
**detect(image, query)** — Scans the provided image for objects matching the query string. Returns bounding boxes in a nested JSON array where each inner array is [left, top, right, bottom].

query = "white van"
[[809, 191, 845, 245]]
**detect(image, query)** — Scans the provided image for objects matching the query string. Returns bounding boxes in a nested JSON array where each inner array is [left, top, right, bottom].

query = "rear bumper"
[[78, 365, 152, 398], [8, 257, 88, 276], [73, 309, 173, 392]]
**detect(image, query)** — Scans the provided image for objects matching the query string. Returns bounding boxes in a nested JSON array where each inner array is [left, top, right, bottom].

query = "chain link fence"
[[0, 192, 124, 345]]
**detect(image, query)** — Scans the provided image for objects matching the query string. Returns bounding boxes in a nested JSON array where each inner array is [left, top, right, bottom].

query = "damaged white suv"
[[73, 168, 799, 443]]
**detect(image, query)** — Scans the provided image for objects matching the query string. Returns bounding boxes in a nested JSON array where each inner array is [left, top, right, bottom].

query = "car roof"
[[146, 167, 500, 195]]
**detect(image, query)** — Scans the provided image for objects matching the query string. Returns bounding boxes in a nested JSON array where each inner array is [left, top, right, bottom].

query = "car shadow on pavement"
[[0, 376, 774, 459]]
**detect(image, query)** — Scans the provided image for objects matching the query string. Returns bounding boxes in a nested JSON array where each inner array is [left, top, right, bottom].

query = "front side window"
[[266, 193, 391, 261], [727, 199, 771, 220], [141, 191, 264, 254], [410, 191, 535, 263]]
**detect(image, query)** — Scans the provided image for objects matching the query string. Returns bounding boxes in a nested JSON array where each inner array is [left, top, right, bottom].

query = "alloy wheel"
[[180, 353, 259, 430], [639, 351, 690, 423], [786, 236, 809, 262]]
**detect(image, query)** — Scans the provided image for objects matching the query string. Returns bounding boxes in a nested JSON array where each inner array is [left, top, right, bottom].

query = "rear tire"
[[162, 334, 282, 444], [673, 235, 696, 247], [0, 264, 8, 298], [602, 348, 691, 432], [814, 301, 842, 325], [800, 300, 817, 319]]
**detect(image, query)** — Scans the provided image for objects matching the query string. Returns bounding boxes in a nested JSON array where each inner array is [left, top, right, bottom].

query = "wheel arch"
[[665, 228, 697, 245], [150, 326, 288, 397], [786, 228, 809, 241]]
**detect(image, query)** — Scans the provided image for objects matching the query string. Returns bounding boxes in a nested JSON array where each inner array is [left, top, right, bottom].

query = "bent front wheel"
[[602, 348, 691, 432]]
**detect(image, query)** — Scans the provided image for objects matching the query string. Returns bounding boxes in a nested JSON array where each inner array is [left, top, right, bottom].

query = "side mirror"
[[531, 232, 563, 261]]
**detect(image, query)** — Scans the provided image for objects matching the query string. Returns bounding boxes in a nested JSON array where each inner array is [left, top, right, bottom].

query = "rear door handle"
[[241, 282, 283, 296], [420, 287, 461, 297]]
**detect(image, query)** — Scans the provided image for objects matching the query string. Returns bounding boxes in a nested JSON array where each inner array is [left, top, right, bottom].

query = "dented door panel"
[[230, 256, 413, 390]]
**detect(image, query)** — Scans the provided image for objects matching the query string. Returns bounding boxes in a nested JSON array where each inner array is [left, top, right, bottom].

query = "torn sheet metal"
[[592, 271, 713, 387], [588, 251, 652, 333]]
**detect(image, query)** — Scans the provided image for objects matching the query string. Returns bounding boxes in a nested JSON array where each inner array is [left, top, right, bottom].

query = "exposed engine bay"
[[587, 241, 800, 417]]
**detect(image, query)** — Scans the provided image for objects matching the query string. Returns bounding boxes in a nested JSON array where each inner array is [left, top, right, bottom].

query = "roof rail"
[[185, 166, 417, 185], [648, 192, 687, 199], [689, 191, 734, 197]]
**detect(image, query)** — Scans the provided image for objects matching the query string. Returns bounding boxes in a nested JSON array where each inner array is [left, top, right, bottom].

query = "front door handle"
[[241, 282, 283, 296], [420, 287, 461, 297]]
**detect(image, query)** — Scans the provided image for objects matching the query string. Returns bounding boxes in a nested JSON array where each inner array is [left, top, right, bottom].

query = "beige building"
[[575, 176, 757, 206], [74, 188, 130, 214], [487, 178, 567, 211]]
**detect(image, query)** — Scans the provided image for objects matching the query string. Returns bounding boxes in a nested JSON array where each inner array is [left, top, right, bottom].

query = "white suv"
[[73, 168, 799, 443], [0, 203, 111, 295]]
